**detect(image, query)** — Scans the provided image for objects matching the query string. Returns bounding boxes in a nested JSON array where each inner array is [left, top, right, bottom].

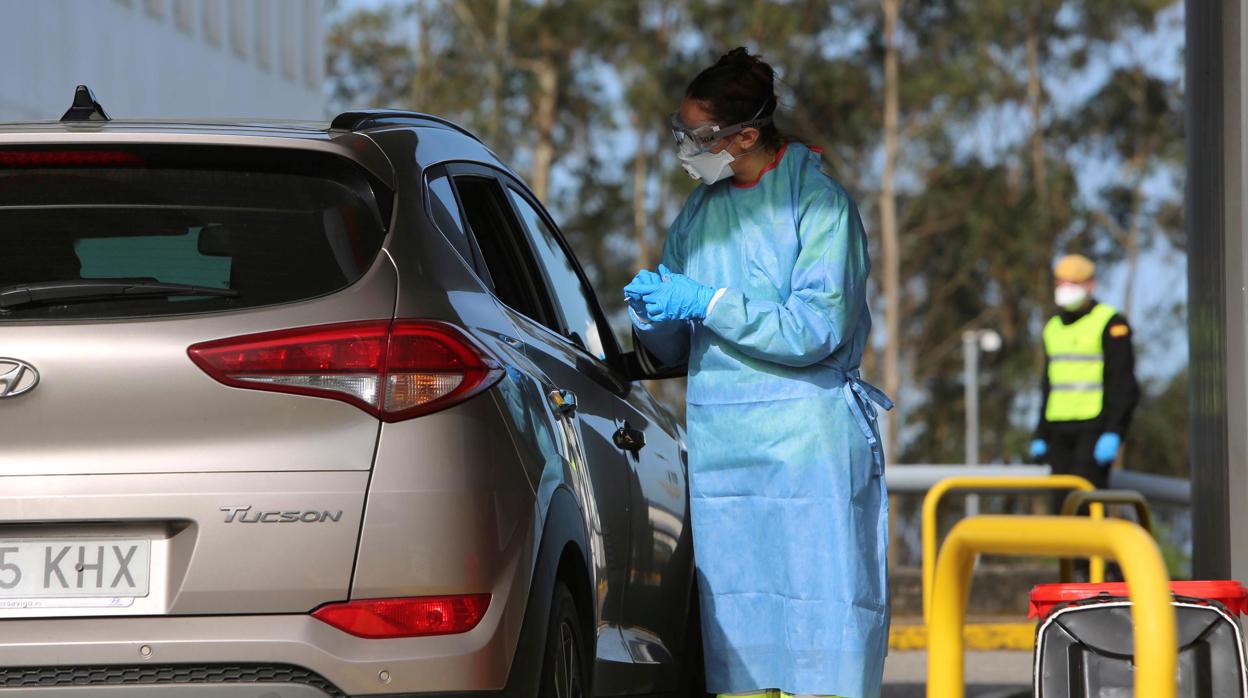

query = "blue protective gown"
[[633, 143, 891, 697]]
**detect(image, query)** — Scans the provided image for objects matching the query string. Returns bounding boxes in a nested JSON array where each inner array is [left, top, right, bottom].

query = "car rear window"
[[0, 146, 388, 320]]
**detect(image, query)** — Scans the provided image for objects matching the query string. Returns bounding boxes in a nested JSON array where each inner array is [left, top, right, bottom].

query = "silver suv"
[[0, 87, 699, 697]]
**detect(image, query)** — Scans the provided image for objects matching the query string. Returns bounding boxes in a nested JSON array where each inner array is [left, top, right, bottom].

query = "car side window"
[[505, 188, 607, 361], [425, 173, 475, 265], [452, 174, 554, 327]]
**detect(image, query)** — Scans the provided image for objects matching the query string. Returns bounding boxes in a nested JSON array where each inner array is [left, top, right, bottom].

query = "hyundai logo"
[[0, 359, 39, 399]]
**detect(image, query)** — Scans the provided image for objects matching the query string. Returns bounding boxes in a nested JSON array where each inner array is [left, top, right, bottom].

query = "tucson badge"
[[220, 505, 344, 523]]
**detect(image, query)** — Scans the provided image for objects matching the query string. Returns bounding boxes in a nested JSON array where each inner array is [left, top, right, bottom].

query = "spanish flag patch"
[[1109, 324, 1130, 338]]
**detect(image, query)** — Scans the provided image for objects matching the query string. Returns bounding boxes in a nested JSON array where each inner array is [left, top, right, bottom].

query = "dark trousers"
[[1047, 427, 1110, 498], [1047, 426, 1114, 581]]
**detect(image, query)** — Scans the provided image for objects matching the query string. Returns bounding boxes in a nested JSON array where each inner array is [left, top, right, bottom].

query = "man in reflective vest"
[[1030, 254, 1139, 494]]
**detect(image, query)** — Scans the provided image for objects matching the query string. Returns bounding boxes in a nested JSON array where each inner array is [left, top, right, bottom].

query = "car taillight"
[[188, 320, 502, 421], [312, 594, 491, 638]]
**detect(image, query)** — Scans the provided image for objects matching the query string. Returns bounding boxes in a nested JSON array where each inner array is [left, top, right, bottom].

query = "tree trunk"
[[412, 0, 432, 107], [518, 3, 558, 203], [1122, 185, 1144, 317], [631, 111, 651, 270], [879, 0, 902, 571], [650, 125, 670, 262], [529, 62, 557, 201], [488, 0, 511, 142], [1025, 16, 1048, 215], [1121, 69, 1149, 319], [879, 0, 901, 463]]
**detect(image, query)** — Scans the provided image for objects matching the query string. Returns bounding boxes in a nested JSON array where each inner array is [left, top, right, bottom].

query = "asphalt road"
[[883, 650, 1031, 697]]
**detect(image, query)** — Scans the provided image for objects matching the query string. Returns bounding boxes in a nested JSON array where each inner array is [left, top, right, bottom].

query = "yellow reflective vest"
[[1043, 303, 1118, 422]]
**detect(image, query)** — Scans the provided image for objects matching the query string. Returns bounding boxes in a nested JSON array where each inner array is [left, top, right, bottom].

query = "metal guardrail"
[[1059, 489, 1154, 583], [887, 464, 1052, 492], [927, 516, 1176, 698], [1110, 469, 1191, 506], [887, 464, 1191, 506], [1061, 489, 1153, 531], [920, 475, 1104, 622]]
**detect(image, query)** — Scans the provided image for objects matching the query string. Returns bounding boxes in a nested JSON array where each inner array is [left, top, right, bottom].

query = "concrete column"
[[1186, 0, 1248, 580]]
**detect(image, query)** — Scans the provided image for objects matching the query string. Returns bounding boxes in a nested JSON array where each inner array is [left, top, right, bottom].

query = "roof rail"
[[330, 110, 481, 142]]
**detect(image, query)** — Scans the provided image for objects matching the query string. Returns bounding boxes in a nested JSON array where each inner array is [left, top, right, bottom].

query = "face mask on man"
[[678, 147, 737, 184], [1054, 283, 1089, 311]]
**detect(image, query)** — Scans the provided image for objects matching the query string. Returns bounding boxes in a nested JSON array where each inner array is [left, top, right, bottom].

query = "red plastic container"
[[1029, 579, 1248, 619]]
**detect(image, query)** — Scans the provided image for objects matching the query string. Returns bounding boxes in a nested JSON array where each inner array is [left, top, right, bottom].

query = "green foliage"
[[325, 6, 418, 108], [898, 157, 1076, 462], [327, 0, 1187, 466], [1125, 369, 1189, 477]]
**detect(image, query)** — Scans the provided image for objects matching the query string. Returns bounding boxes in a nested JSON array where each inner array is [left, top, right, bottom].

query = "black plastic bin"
[[1029, 580, 1248, 697]]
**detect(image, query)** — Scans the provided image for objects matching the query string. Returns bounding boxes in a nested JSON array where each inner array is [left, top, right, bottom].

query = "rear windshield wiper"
[[0, 280, 239, 310]]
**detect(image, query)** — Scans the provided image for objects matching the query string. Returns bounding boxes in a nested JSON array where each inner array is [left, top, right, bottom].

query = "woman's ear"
[[734, 127, 761, 154]]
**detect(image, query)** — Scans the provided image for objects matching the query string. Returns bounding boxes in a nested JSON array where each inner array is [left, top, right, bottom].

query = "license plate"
[[0, 539, 150, 598]]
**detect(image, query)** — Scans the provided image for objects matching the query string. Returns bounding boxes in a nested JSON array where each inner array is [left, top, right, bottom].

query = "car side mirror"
[[619, 333, 688, 381]]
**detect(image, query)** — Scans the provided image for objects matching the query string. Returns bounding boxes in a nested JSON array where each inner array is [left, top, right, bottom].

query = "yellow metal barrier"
[[1059, 489, 1153, 582], [928, 516, 1176, 698], [921, 475, 1104, 621]]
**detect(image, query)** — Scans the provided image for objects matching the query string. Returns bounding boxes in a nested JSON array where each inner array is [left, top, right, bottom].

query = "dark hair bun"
[[717, 47, 775, 85], [718, 47, 756, 68], [686, 47, 784, 149]]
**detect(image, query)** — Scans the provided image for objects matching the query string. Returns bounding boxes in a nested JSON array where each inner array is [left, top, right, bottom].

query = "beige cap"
[[1054, 254, 1095, 283]]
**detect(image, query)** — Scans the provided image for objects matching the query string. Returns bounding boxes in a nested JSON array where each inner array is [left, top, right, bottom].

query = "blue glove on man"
[[623, 269, 661, 321], [1029, 439, 1047, 460], [1093, 433, 1121, 466], [625, 264, 717, 322]]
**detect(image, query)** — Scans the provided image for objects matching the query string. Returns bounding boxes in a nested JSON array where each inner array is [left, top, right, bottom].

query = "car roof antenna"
[[60, 85, 111, 122]]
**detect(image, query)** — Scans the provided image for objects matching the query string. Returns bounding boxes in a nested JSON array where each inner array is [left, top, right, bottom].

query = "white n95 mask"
[[679, 148, 736, 184], [1054, 284, 1089, 311]]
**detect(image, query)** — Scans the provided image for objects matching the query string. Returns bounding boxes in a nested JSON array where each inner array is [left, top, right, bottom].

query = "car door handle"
[[613, 422, 646, 453], [548, 389, 577, 417]]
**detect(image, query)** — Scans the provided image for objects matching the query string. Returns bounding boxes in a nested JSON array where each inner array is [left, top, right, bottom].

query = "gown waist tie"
[[840, 370, 894, 475]]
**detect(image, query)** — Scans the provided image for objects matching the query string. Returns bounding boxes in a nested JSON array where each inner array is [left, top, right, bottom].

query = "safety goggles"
[[668, 105, 773, 157]]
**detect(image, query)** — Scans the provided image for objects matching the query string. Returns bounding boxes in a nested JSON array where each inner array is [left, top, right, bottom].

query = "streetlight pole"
[[962, 329, 1001, 517], [963, 331, 980, 468]]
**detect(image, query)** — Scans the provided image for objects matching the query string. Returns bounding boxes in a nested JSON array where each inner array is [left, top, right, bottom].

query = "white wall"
[[0, 0, 324, 121]]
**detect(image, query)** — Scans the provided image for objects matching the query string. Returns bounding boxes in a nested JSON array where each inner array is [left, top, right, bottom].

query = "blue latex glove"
[[623, 268, 662, 300], [1093, 433, 1121, 466], [623, 269, 661, 321], [635, 264, 717, 322], [1029, 439, 1047, 460]]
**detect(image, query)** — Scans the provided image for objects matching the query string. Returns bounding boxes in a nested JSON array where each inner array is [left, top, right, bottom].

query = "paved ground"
[[882, 650, 1031, 697]]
